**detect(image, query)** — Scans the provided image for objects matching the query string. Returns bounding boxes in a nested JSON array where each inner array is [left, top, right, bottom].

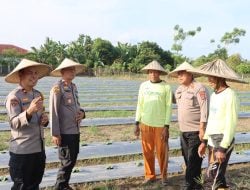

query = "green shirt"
[[204, 87, 239, 149], [135, 80, 172, 127]]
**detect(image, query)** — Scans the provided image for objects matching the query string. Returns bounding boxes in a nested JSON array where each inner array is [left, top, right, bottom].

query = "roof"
[[0, 44, 28, 54]]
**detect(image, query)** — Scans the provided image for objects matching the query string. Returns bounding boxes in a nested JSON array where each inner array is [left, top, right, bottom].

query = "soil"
[[52, 163, 250, 190]]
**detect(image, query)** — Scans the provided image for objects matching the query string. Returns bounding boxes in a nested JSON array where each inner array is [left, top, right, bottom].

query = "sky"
[[1, 0, 250, 60]]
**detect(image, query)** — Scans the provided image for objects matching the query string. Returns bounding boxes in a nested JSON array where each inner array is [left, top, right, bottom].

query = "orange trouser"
[[140, 123, 169, 180]]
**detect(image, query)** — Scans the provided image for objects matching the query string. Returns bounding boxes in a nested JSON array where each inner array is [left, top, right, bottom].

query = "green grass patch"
[[0, 115, 7, 122], [86, 110, 135, 118], [0, 131, 10, 151], [82, 102, 136, 107], [240, 105, 250, 112]]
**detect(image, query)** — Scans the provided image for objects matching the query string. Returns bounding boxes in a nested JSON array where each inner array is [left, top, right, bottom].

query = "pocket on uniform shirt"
[[63, 94, 73, 106], [185, 93, 194, 106], [58, 146, 70, 160]]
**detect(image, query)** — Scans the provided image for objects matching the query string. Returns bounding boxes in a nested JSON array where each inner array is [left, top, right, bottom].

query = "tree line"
[[1, 26, 250, 75]]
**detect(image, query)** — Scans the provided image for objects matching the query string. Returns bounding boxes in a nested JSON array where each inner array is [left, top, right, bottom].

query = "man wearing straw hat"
[[5, 59, 51, 190], [134, 60, 172, 186], [169, 61, 209, 190], [50, 58, 85, 190], [195, 59, 247, 190]]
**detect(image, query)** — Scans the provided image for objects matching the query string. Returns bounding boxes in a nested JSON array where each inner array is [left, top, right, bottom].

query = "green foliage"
[[220, 27, 246, 46], [207, 48, 228, 60], [171, 54, 186, 69], [128, 59, 143, 73], [192, 48, 229, 68], [115, 42, 137, 66], [236, 63, 250, 74], [110, 59, 125, 74], [171, 24, 202, 56], [0, 56, 19, 67], [164, 64, 172, 72], [26, 37, 67, 67], [67, 34, 90, 64], [92, 38, 118, 66], [192, 55, 211, 67], [2, 26, 245, 75], [226, 54, 242, 71], [133, 41, 174, 70], [0, 176, 8, 182], [72, 167, 80, 173], [0, 49, 23, 74]]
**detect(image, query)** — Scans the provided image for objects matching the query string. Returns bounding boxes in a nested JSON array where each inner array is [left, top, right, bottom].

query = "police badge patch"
[[53, 86, 60, 94], [10, 99, 19, 107]]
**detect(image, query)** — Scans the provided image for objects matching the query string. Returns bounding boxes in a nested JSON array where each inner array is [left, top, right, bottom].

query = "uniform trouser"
[[180, 132, 203, 188], [140, 123, 168, 180], [55, 134, 80, 189], [9, 151, 46, 190]]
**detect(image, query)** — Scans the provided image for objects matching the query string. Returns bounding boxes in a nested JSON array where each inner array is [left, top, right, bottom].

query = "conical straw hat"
[[141, 60, 167, 75], [187, 59, 247, 84], [50, 58, 84, 77], [5, 59, 51, 83], [168, 61, 195, 78]]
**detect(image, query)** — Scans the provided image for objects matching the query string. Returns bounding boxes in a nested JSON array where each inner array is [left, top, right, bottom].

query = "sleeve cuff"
[[80, 108, 86, 119]]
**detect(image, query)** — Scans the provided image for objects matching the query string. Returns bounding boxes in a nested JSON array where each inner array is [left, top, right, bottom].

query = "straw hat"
[[50, 58, 84, 77], [141, 60, 167, 75], [187, 59, 247, 84], [5, 59, 51, 83], [168, 61, 195, 78]]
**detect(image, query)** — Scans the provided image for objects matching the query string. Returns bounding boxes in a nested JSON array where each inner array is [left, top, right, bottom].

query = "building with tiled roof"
[[0, 44, 28, 54]]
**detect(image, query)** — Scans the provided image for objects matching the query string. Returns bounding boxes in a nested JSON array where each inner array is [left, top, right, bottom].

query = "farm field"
[[0, 76, 249, 189]]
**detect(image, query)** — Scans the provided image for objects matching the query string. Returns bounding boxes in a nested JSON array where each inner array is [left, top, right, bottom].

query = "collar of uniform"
[[180, 80, 196, 90], [61, 79, 72, 86], [17, 85, 31, 93]]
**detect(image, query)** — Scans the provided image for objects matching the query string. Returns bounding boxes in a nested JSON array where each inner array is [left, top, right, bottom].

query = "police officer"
[[169, 62, 209, 190], [50, 58, 85, 190], [5, 59, 51, 190]]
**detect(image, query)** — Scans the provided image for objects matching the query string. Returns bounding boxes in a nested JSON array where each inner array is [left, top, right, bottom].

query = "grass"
[[40, 163, 250, 190], [0, 132, 10, 151], [0, 118, 249, 151], [240, 105, 250, 112], [86, 110, 135, 118], [82, 102, 136, 107], [0, 114, 7, 121]]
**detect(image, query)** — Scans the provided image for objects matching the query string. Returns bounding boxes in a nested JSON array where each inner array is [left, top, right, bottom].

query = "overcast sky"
[[1, 0, 250, 60]]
